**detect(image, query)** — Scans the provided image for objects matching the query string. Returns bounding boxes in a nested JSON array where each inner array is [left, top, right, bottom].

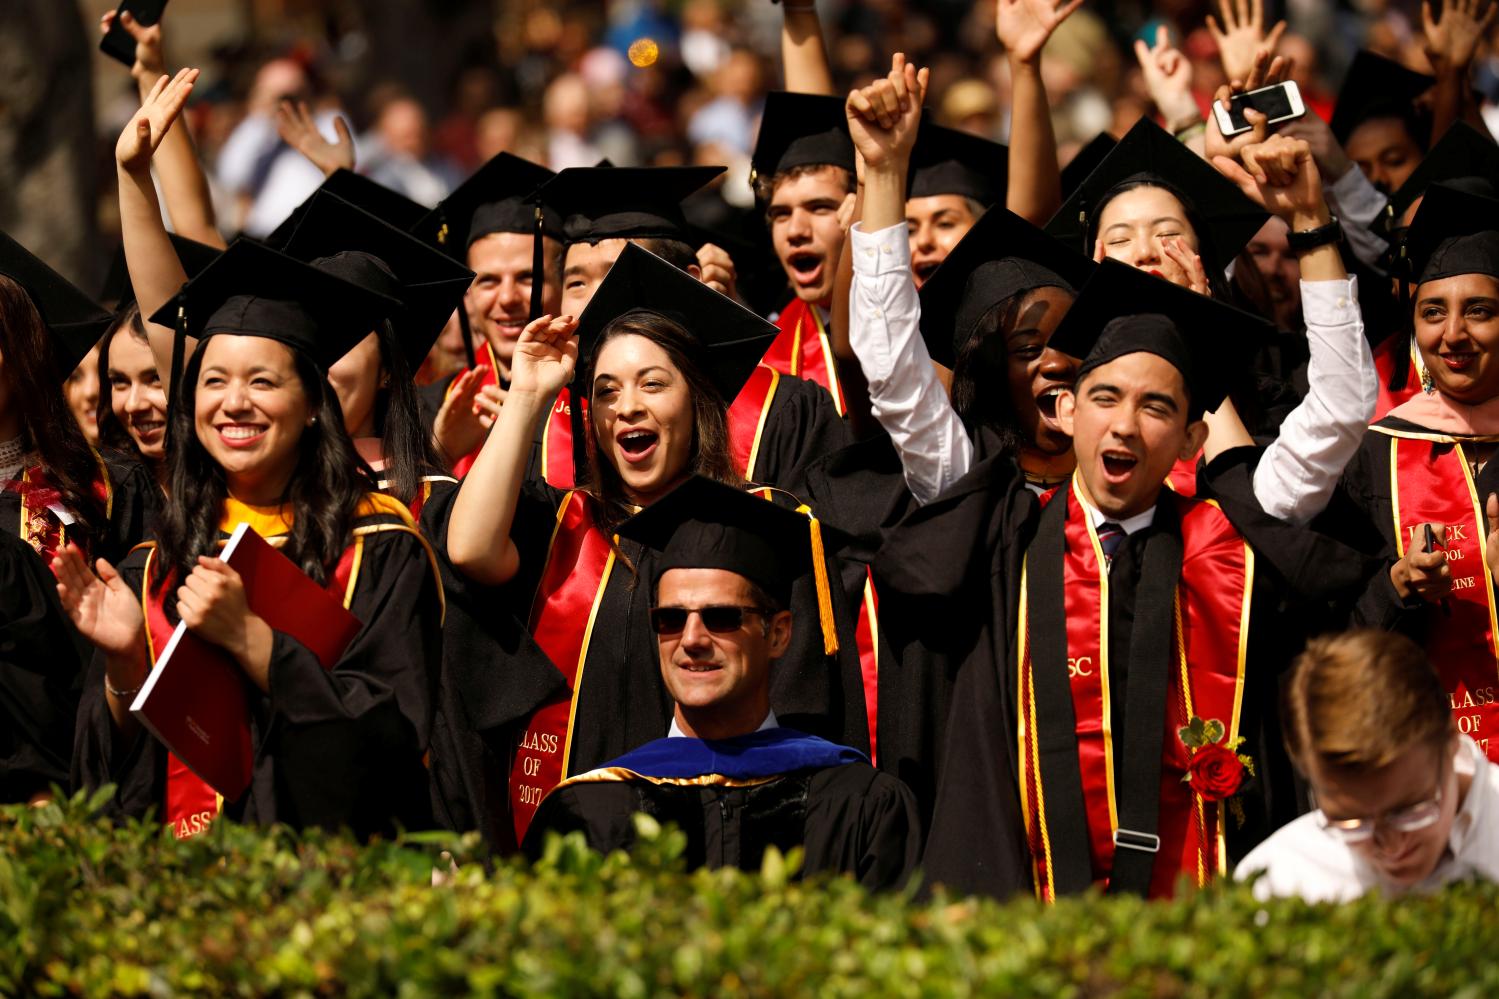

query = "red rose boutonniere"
[[1179, 716, 1256, 824]]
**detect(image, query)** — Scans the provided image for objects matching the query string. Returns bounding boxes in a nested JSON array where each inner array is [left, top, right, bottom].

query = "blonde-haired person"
[[1236, 630, 1499, 901]]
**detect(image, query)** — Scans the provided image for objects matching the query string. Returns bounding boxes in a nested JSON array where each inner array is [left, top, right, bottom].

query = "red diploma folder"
[[130, 523, 362, 800]]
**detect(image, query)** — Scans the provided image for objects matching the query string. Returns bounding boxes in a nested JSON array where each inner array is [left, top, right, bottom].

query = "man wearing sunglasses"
[[520, 477, 919, 890], [1237, 630, 1499, 901]]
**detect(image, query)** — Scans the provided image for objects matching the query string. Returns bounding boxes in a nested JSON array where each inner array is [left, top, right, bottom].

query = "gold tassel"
[[797, 504, 839, 656]]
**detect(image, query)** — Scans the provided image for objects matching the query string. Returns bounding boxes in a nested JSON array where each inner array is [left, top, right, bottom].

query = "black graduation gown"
[[422, 480, 873, 849], [876, 444, 1379, 900], [523, 759, 920, 891], [0, 529, 90, 803], [0, 452, 156, 566], [72, 510, 443, 838]]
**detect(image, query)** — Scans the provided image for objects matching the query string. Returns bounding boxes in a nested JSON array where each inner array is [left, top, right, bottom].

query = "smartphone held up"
[[1212, 80, 1306, 137]]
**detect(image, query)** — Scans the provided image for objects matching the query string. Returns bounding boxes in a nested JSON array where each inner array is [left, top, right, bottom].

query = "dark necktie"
[[1097, 522, 1126, 565]]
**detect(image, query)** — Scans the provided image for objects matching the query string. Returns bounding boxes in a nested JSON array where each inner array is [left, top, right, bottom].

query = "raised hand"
[[996, 0, 1085, 66], [434, 366, 501, 463], [695, 243, 739, 301], [509, 314, 579, 400], [1133, 25, 1200, 134], [116, 67, 199, 175], [1215, 134, 1328, 228], [274, 99, 355, 177], [1423, 0, 1498, 75], [845, 53, 929, 174], [1206, 0, 1288, 85], [99, 8, 166, 82], [1202, 49, 1288, 164], [51, 545, 144, 660], [1275, 111, 1353, 184]]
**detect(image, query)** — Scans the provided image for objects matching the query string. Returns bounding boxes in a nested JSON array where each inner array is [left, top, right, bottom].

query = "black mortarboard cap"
[[1329, 50, 1434, 145], [1049, 259, 1272, 414], [411, 152, 557, 255], [1061, 132, 1117, 200], [573, 241, 777, 404], [147, 237, 401, 373], [750, 91, 856, 190], [281, 191, 476, 371], [1381, 123, 1499, 235], [908, 121, 1008, 206], [264, 168, 428, 249], [533, 165, 725, 246], [1402, 181, 1499, 285], [1045, 118, 1268, 274], [917, 207, 1095, 369], [617, 475, 816, 607], [0, 230, 114, 374], [99, 233, 222, 308]]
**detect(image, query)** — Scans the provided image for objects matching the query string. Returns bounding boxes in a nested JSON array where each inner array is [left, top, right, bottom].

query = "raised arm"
[[117, 69, 201, 397], [1205, 0, 1287, 90], [780, 1, 836, 96], [1134, 26, 1206, 156], [997, 0, 1082, 223], [275, 99, 356, 178], [100, 10, 223, 249], [445, 315, 577, 585], [1213, 132, 1376, 523], [1422, 0, 1499, 144]]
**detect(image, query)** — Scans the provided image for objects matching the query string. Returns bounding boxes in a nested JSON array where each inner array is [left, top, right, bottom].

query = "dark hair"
[[95, 304, 160, 464], [755, 163, 855, 206], [949, 292, 1027, 452], [577, 309, 741, 541], [370, 319, 443, 504], [1087, 178, 1233, 300], [154, 336, 376, 593], [0, 275, 108, 537]]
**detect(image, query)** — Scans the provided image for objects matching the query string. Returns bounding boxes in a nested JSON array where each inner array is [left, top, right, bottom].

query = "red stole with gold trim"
[[1018, 481, 1252, 899], [765, 298, 846, 415], [1165, 457, 1199, 497], [11, 464, 111, 563], [1373, 336, 1421, 422], [447, 341, 501, 479], [1382, 429, 1499, 761], [510, 491, 617, 844], [138, 522, 359, 839]]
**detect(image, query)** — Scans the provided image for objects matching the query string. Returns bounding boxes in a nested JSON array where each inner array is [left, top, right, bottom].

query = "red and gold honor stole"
[[1017, 478, 1252, 900], [445, 341, 502, 479], [137, 496, 403, 840], [1164, 455, 1199, 498], [537, 387, 583, 490], [511, 490, 617, 844], [1378, 425, 1499, 761], [1373, 336, 1421, 422], [765, 298, 846, 416], [13, 458, 113, 563]]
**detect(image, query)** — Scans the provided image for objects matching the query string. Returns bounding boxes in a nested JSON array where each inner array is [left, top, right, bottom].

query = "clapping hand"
[[52, 545, 144, 661]]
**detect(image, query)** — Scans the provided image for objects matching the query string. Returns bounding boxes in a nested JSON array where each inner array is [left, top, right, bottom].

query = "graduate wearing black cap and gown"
[[1315, 183, 1499, 767], [904, 122, 1008, 284], [72, 240, 445, 840], [750, 92, 858, 415], [522, 476, 919, 889], [1329, 51, 1435, 198], [524, 163, 852, 496], [0, 232, 155, 567], [426, 244, 874, 851], [878, 262, 1379, 900]]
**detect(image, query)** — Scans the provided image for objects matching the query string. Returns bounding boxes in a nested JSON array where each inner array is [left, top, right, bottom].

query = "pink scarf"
[[1387, 391, 1499, 437]]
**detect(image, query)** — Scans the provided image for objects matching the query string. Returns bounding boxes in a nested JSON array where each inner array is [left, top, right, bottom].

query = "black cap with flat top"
[[0, 229, 115, 375], [617, 475, 816, 606], [573, 241, 777, 404], [1048, 258, 1272, 415], [1381, 123, 1499, 235], [281, 190, 475, 370], [908, 121, 1008, 206], [750, 91, 856, 189], [410, 152, 557, 254], [99, 233, 221, 308], [147, 237, 401, 373], [265, 168, 429, 249], [1401, 181, 1499, 285], [531, 165, 726, 245], [1328, 50, 1434, 146], [1061, 132, 1117, 201], [917, 207, 1095, 370], [1045, 117, 1268, 274]]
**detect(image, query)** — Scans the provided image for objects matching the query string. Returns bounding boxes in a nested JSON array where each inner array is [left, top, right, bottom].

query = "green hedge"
[[3, 790, 1497, 997]]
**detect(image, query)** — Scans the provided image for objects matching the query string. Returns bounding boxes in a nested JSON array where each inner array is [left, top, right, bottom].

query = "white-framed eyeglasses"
[[1313, 786, 1444, 844]]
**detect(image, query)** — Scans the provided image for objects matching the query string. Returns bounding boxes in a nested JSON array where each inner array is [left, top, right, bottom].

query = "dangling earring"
[[1415, 345, 1435, 395]]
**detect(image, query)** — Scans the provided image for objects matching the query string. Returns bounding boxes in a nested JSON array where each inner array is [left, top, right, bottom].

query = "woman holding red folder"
[[56, 234, 444, 841]]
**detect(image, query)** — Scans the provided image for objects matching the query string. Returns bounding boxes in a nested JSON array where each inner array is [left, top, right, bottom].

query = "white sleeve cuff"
[[850, 221, 914, 278], [1299, 276, 1361, 328]]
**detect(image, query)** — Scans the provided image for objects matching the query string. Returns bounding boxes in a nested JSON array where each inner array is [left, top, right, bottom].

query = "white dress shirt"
[[1076, 490, 1157, 536], [847, 221, 1376, 523], [668, 710, 779, 739], [1235, 736, 1499, 902]]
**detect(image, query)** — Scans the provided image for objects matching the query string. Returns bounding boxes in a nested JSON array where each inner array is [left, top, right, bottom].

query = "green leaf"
[[1203, 719, 1226, 745]]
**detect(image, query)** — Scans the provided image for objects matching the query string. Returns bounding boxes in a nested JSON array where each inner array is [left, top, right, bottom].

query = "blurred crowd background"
[[8, 0, 1499, 294]]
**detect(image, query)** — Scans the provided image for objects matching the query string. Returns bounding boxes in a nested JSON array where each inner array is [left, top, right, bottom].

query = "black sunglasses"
[[649, 605, 766, 635]]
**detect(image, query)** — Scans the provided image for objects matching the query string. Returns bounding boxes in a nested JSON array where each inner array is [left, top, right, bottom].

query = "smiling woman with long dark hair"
[[57, 240, 444, 841]]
